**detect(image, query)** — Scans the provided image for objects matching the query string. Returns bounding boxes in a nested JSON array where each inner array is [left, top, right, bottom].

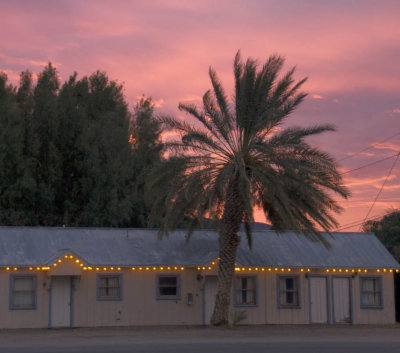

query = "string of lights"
[[1, 253, 398, 273]]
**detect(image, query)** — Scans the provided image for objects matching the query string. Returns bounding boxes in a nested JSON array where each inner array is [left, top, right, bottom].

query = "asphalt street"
[[1, 341, 400, 353], [0, 325, 399, 353]]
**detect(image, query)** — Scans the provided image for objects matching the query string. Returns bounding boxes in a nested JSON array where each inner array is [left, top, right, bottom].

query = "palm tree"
[[148, 51, 349, 326]]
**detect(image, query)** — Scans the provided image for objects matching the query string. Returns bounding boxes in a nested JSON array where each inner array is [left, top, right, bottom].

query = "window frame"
[[9, 274, 37, 310], [96, 274, 123, 301], [360, 276, 383, 309], [234, 275, 258, 307], [277, 275, 301, 309], [156, 274, 181, 300]]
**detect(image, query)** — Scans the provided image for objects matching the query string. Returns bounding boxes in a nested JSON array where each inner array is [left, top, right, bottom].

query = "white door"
[[309, 277, 328, 323], [51, 277, 71, 327], [204, 276, 218, 325], [332, 277, 352, 323]]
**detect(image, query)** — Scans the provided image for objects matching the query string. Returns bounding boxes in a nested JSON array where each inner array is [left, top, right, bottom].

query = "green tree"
[[363, 210, 400, 262], [130, 97, 163, 227], [31, 63, 62, 224], [0, 65, 142, 227], [56, 73, 90, 225], [148, 51, 349, 325], [76, 71, 133, 226], [0, 73, 26, 223]]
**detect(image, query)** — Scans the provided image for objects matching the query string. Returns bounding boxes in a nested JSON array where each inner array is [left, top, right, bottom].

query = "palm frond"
[[148, 51, 349, 246]]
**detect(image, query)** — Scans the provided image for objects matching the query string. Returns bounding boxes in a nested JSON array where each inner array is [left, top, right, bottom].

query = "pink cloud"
[[0, 53, 53, 68], [344, 174, 396, 188], [1, 1, 400, 231], [345, 151, 376, 158], [385, 108, 400, 115], [311, 94, 324, 100], [0, 69, 20, 82], [73, 21, 136, 38], [371, 142, 400, 152]]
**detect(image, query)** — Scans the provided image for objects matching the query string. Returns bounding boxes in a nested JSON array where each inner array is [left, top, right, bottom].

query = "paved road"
[[1, 325, 399, 353], [1, 342, 400, 353]]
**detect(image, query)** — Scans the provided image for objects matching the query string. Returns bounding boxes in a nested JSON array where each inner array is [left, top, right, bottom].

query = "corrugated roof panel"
[[0, 227, 398, 268]]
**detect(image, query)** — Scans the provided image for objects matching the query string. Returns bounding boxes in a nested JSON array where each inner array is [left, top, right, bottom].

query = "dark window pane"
[[286, 292, 294, 304], [241, 290, 247, 303], [160, 286, 177, 296], [286, 278, 294, 290], [159, 276, 177, 286]]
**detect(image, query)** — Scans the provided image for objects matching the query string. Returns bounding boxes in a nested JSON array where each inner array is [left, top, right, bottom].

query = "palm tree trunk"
[[210, 176, 243, 326]]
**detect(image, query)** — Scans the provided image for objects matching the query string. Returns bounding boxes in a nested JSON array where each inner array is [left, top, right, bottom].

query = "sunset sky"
[[1, 0, 400, 231]]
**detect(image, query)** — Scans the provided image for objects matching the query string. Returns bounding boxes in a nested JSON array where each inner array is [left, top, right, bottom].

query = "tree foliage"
[[363, 210, 400, 262], [0, 65, 161, 227], [148, 51, 349, 325], [130, 97, 163, 227]]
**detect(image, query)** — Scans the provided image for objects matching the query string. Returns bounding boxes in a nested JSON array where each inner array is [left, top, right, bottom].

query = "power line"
[[339, 131, 400, 162], [335, 212, 388, 232], [358, 153, 400, 231], [340, 152, 399, 175], [336, 212, 387, 229]]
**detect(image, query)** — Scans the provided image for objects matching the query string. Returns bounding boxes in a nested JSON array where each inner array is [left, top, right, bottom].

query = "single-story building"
[[0, 227, 399, 328]]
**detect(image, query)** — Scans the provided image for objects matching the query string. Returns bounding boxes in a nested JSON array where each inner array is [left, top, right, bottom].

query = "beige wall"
[[0, 271, 50, 329], [73, 269, 203, 326], [0, 268, 396, 328], [228, 269, 396, 325]]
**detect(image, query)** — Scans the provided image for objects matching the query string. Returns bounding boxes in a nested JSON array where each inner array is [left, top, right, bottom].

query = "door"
[[203, 276, 218, 325], [332, 277, 352, 324], [51, 276, 71, 328], [309, 277, 328, 323]]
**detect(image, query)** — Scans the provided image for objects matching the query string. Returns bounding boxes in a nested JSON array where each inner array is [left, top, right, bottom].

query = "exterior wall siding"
[[0, 268, 396, 328], [73, 269, 203, 327], [0, 271, 50, 329]]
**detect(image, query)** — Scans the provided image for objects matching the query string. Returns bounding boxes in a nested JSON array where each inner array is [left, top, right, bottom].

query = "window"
[[157, 275, 180, 299], [97, 275, 122, 300], [235, 276, 257, 306], [360, 277, 383, 308], [278, 276, 300, 308], [10, 275, 36, 310]]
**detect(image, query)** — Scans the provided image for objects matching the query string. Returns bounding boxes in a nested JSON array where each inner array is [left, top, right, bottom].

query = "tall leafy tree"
[[16, 71, 38, 223], [56, 73, 90, 225], [0, 65, 145, 227], [31, 63, 62, 224], [0, 73, 26, 224], [77, 71, 133, 226], [148, 51, 349, 325], [130, 97, 163, 227], [363, 210, 400, 262]]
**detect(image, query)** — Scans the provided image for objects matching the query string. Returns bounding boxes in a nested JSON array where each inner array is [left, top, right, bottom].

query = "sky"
[[1, 0, 400, 231]]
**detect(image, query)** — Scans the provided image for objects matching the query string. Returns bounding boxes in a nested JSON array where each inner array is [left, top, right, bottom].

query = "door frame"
[[202, 275, 218, 326], [331, 275, 354, 324], [308, 274, 330, 324], [48, 276, 75, 328]]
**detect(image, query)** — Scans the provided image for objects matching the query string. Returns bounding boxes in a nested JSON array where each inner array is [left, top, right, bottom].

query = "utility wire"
[[336, 211, 388, 230], [339, 131, 400, 162], [335, 212, 388, 231], [333, 134, 400, 231], [341, 152, 399, 175], [358, 153, 400, 231], [336, 212, 386, 230]]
